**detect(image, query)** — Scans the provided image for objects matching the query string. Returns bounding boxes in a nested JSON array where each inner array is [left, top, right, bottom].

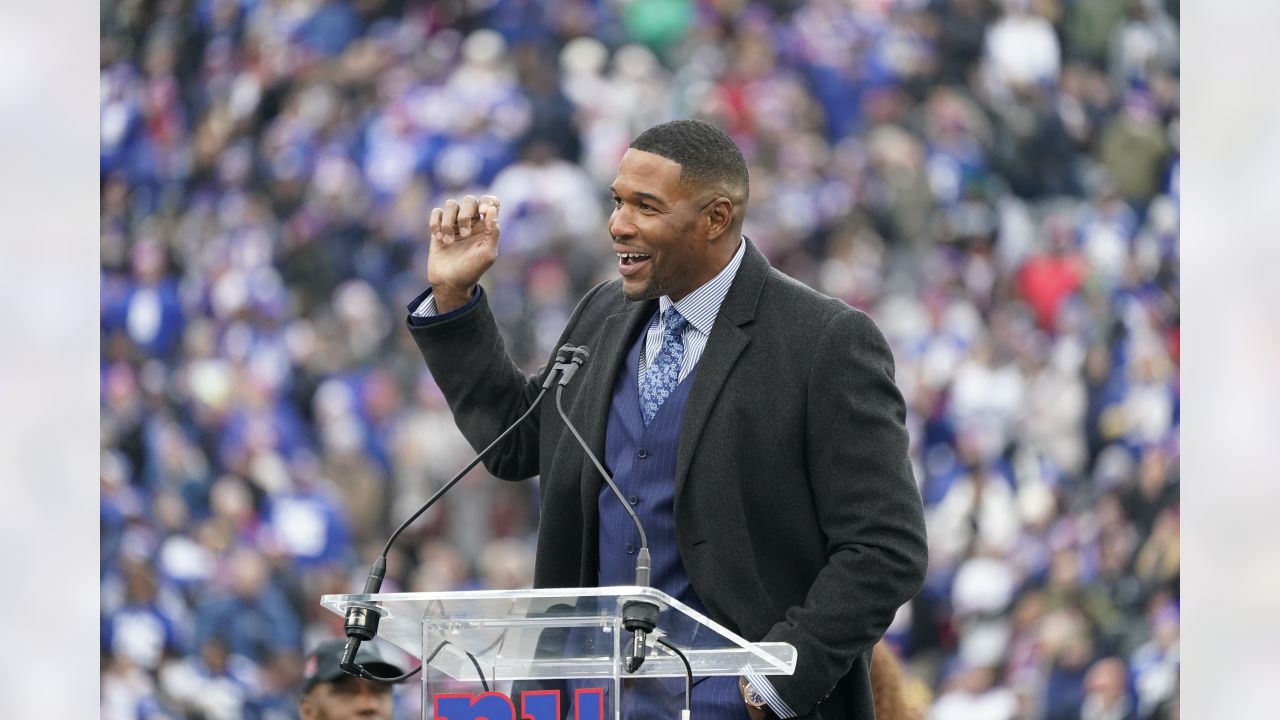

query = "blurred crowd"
[[100, 0, 1179, 718]]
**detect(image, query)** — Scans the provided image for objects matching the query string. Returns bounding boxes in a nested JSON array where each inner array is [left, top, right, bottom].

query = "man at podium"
[[406, 119, 927, 719]]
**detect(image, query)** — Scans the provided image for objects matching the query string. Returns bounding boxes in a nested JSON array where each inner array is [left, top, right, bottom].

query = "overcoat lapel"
[[674, 240, 769, 501]]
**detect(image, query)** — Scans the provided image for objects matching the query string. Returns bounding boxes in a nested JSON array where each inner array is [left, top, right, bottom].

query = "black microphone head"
[[544, 345, 577, 388], [570, 346, 590, 364]]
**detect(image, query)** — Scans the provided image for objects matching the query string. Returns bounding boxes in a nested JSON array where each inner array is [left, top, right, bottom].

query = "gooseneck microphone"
[[549, 351, 660, 673], [340, 344, 584, 682]]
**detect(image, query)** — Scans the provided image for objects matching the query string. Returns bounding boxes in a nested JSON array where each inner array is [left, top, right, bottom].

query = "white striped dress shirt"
[[638, 238, 745, 383]]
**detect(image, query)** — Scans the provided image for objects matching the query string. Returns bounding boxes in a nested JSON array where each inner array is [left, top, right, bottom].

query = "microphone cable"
[[346, 639, 491, 690], [550, 351, 665, 673], [341, 344, 583, 682], [656, 636, 694, 720], [553, 374, 650, 575]]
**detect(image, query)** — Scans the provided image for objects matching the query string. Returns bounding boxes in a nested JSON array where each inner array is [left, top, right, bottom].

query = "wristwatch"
[[740, 677, 768, 712]]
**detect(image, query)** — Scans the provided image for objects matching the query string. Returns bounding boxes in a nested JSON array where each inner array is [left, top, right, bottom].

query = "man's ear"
[[298, 694, 316, 720], [703, 196, 734, 240]]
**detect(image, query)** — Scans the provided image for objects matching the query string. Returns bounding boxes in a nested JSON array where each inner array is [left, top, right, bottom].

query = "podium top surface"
[[321, 586, 796, 680]]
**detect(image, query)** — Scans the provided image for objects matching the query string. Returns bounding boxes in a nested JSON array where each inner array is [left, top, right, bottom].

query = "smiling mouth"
[[617, 252, 651, 266]]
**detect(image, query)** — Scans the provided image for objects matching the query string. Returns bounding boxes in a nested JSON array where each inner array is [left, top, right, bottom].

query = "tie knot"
[[662, 307, 688, 335]]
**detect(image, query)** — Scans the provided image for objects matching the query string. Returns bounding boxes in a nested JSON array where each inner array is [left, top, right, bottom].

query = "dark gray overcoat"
[[409, 240, 928, 719]]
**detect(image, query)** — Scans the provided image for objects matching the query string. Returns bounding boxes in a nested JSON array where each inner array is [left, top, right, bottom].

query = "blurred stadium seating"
[[100, 1, 1179, 717]]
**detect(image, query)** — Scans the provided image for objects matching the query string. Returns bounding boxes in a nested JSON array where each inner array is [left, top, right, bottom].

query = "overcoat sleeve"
[[762, 308, 928, 716], [404, 283, 607, 481]]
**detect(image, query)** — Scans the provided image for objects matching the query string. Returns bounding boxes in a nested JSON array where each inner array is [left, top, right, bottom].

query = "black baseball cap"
[[302, 640, 405, 693]]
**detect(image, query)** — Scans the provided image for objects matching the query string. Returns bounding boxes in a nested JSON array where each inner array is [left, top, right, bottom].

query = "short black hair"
[[629, 119, 749, 202]]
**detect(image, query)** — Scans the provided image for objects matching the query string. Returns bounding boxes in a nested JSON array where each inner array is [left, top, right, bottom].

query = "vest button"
[[629, 495, 639, 506], [625, 543, 635, 555], [636, 448, 648, 458]]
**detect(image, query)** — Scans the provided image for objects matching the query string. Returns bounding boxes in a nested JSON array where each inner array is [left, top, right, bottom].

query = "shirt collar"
[[658, 237, 746, 336]]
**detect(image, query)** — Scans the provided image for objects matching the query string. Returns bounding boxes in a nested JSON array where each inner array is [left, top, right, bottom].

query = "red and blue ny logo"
[[434, 687, 604, 720]]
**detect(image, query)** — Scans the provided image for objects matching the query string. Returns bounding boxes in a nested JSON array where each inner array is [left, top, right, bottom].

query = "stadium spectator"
[[298, 639, 404, 720]]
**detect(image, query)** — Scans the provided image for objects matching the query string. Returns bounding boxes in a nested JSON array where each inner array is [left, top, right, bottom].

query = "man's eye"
[[639, 203, 654, 212], [612, 198, 622, 207]]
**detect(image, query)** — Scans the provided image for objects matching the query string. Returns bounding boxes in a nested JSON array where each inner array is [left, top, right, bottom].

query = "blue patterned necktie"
[[639, 308, 689, 427]]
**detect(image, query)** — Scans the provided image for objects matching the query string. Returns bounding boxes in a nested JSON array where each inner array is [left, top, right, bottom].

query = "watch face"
[[744, 683, 767, 708]]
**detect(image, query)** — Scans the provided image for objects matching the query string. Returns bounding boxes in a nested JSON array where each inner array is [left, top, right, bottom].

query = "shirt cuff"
[[406, 286, 482, 326], [742, 667, 797, 718]]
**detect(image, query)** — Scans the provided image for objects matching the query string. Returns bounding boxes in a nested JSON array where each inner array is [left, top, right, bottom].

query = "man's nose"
[[609, 206, 633, 240]]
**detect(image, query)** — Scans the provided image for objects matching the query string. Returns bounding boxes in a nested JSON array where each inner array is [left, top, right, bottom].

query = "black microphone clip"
[[621, 547, 657, 672], [340, 557, 387, 677], [622, 597, 660, 673]]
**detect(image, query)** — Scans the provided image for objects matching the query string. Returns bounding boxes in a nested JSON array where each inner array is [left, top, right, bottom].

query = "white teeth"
[[617, 253, 650, 259]]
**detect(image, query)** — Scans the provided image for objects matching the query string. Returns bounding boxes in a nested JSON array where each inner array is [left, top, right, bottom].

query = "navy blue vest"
[[597, 323, 703, 607], [592, 318, 747, 720]]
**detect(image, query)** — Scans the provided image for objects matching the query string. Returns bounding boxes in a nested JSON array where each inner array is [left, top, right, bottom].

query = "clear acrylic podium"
[[322, 586, 796, 719]]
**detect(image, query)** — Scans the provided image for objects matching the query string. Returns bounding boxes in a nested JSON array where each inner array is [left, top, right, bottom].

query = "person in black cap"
[[298, 639, 404, 720]]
